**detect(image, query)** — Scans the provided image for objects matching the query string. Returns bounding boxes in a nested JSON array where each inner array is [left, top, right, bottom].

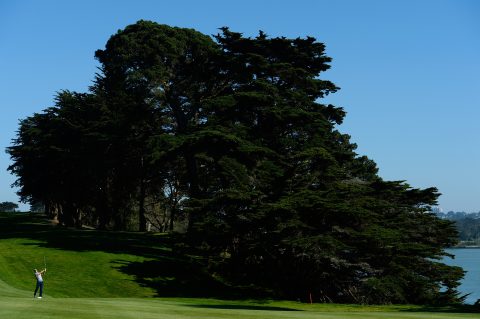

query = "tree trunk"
[[138, 177, 147, 231], [169, 206, 176, 231], [185, 150, 201, 233]]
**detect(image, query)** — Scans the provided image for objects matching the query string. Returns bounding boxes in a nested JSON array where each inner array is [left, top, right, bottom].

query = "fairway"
[[0, 295, 479, 319], [0, 213, 478, 318]]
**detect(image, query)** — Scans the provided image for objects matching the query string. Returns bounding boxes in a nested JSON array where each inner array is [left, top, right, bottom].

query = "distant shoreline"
[[450, 246, 480, 249]]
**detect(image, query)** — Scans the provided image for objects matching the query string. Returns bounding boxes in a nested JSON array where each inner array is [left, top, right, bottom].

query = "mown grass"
[[0, 212, 478, 318], [0, 296, 479, 319]]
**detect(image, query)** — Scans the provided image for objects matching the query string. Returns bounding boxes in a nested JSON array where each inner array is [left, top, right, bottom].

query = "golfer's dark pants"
[[34, 281, 43, 297]]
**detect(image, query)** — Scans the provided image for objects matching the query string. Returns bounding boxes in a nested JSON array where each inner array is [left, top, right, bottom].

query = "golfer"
[[33, 268, 46, 298]]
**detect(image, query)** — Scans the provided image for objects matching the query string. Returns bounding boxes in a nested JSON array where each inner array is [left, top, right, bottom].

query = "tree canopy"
[[0, 201, 19, 212], [6, 20, 464, 304]]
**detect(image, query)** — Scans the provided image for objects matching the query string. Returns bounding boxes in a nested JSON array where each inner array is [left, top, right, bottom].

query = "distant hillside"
[[435, 211, 480, 245]]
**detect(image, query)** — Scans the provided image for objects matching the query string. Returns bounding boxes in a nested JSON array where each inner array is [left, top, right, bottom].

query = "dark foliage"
[[0, 201, 18, 212]]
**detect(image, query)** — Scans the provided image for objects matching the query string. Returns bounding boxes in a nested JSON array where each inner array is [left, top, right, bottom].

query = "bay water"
[[444, 248, 480, 304]]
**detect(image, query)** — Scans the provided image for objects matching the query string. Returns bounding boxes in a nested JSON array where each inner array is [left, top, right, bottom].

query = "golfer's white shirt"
[[35, 272, 43, 282]]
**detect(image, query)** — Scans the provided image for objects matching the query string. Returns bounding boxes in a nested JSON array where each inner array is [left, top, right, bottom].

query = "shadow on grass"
[[0, 213, 172, 258], [185, 304, 301, 311], [0, 213, 259, 299], [114, 258, 269, 299], [400, 305, 480, 313]]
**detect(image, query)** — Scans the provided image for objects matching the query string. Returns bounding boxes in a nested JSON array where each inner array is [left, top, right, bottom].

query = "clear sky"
[[1, 0, 479, 212]]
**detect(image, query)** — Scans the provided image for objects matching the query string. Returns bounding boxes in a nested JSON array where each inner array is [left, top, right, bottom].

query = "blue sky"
[[1, 0, 479, 212]]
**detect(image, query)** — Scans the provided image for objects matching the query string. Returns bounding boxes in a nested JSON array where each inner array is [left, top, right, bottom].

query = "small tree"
[[0, 201, 19, 212]]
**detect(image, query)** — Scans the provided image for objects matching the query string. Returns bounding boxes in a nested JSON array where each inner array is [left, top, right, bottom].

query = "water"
[[444, 248, 480, 304]]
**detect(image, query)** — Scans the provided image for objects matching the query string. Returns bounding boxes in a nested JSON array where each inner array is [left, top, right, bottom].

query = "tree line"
[[435, 211, 480, 244], [0, 201, 19, 212], [455, 218, 480, 244], [7, 21, 464, 304]]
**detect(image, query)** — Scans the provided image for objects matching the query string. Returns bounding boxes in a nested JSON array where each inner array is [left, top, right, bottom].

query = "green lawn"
[[0, 212, 478, 318], [0, 296, 478, 319]]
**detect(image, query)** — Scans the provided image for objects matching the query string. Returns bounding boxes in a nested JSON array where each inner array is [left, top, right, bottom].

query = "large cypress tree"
[[183, 28, 464, 304], [7, 21, 463, 304]]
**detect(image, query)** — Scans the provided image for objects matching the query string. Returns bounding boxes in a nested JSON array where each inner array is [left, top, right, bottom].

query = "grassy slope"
[[0, 212, 225, 298], [0, 212, 478, 319], [0, 213, 157, 297]]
